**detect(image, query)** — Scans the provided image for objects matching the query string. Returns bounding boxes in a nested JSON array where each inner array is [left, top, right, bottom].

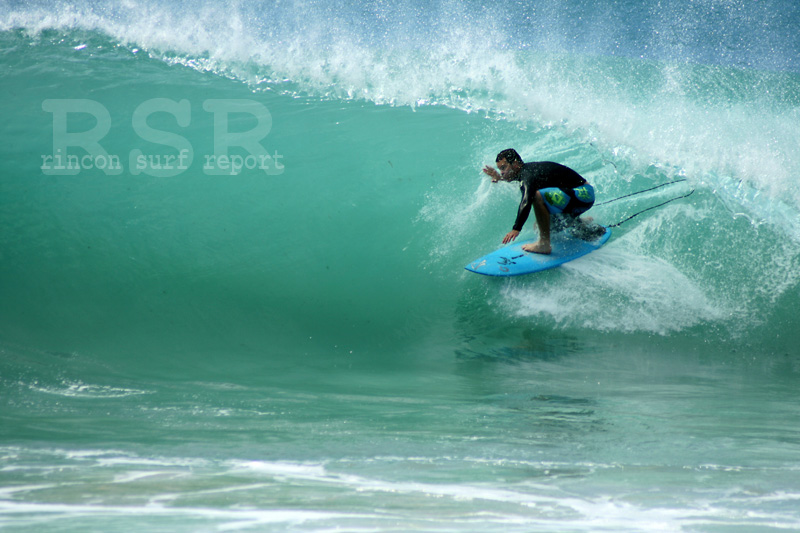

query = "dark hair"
[[496, 148, 522, 164]]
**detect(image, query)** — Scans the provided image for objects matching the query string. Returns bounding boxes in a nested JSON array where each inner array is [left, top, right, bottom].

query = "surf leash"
[[598, 179, 696, 228], [596, 178, 688, 206]]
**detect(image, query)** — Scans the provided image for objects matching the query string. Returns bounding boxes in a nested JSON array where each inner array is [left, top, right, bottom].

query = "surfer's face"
[[496, 158, 520, 181]]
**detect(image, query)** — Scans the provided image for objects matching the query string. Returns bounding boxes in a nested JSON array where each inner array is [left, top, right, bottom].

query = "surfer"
[[482, 148, 603, 254]]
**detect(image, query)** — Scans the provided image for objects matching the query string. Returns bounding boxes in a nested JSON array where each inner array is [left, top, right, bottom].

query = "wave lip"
[[5, 0, 798, 214]]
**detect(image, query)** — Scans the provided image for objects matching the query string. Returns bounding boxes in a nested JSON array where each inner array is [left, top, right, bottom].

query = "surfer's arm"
[[512, 186, 533, 233], [502, 187, 532, 243]]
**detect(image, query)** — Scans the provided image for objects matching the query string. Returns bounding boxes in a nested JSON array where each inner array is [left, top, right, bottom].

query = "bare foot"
[[570, 218, 605, 240], [522, 240, 551, 255]]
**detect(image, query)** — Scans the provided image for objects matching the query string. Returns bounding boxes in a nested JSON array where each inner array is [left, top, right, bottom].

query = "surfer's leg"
[[560, 184, 603, 240], [550, 213, 568, 233], [522, 191, 552, 255]]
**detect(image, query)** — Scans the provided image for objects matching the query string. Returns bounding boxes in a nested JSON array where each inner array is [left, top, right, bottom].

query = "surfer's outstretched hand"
[[483, 165, 501, 182]]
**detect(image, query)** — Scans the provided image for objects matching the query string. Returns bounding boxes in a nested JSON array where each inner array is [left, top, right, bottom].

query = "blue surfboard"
[[465, 227, 611, 277]]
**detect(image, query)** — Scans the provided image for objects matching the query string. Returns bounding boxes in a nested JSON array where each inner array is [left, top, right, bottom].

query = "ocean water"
[[2, 0, 800, 531]]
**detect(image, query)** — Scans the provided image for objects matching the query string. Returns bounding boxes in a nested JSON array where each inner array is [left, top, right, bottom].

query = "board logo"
[[497, 255, 524, 266]]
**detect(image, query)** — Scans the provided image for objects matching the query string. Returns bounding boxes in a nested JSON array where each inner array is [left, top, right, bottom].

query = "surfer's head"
[[495, 148, 524, 181]]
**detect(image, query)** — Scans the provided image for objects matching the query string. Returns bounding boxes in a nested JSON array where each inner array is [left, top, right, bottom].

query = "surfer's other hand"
[[502, 230, 519, 244]]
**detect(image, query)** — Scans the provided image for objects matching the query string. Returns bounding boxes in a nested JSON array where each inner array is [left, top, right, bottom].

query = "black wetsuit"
[[512, 162, 588, 232]]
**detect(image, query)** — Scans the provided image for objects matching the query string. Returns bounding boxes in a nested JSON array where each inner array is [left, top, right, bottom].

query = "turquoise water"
[[2, 0, 800, 531]]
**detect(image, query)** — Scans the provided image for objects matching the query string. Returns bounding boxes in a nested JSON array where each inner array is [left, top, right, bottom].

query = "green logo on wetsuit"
[[544, 190, 568, 208], [574, 185, 592, 202]]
